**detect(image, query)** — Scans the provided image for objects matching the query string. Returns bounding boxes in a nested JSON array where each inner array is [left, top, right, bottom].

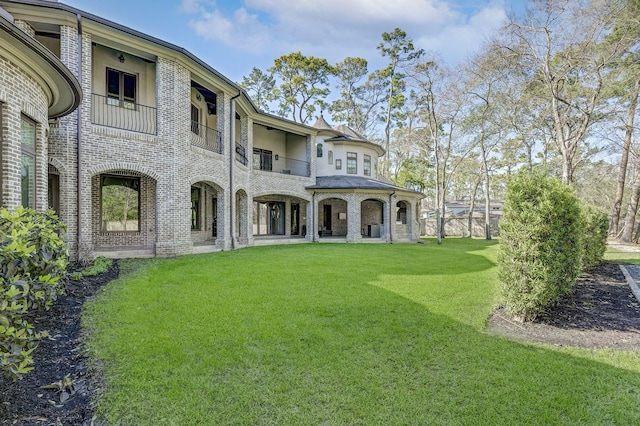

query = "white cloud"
[[185, 0, 510, 67]]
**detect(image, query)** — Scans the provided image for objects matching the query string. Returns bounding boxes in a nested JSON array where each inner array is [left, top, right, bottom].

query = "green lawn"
[[83, 239, 640, 425]]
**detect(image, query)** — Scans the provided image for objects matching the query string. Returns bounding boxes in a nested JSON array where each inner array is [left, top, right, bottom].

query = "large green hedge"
[[0, 207, 68, 381], [498, 171, 583, 321]]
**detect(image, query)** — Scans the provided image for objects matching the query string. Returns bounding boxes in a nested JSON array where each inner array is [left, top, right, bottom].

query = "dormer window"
[[317, 143, 323, 158]]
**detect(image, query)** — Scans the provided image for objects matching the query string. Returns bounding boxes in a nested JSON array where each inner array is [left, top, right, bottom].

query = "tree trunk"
[[610, 77, 640, 235], [621, 165, 640, 242]]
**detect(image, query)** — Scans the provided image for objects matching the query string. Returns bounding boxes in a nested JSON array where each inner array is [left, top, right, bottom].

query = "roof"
[[307, 176, 424, 197], [0, 8, 81, 118], [311, 114, 333, 131]]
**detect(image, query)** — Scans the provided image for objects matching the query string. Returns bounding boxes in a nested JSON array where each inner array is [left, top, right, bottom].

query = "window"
[[106, 68, 136, 109], [347, 152, 357, 174], [253, 201, 285, 235], [101, 175, 140, 231], [335, 159, 342, 170], [21, 116, 36, 208], [191, 187, 201, 230], [396, 201, 407, 224], [364, 154, 371, 176], [253, 148, 272, 171], [191, 104, 200, 135], [48, 172, 60, 214], [317, 143, 323, 158], [328, 150, 333, 165]]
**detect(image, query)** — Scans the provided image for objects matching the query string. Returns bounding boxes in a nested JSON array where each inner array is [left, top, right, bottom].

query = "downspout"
[[229, 90, 241, 250], [389, 191, 395, 243], [76, 13, 83, 259]]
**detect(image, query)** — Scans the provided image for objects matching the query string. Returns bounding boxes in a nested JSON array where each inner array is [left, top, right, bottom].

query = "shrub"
[[498, 171, 583, 321], [580, 204, 608, 270], [0, 207, 68, 380], [70, 256, 113, 280]]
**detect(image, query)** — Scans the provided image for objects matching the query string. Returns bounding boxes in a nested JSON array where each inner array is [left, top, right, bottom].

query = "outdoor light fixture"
[[275, 154, 279, 160], [118, 54, 125, 63]]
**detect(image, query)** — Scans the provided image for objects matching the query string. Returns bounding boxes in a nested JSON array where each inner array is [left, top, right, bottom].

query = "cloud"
[[185, 0, 509, 67]]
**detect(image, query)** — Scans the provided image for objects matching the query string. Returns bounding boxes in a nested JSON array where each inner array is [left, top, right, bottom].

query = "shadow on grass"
[[86, 243, 640, 425]]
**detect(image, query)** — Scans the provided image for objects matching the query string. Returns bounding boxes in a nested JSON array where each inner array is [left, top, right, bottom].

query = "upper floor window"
[[335, 159, 342, 170], [364, 154, 371, 176], [107, 68, 136, 109], [191, 104, 200, 135], [21, 116, 36, 208], [317, 143, 323, 158], [328, 150, 333, 165], [347, 152, 357, 174], [253, 148, 273, 171]]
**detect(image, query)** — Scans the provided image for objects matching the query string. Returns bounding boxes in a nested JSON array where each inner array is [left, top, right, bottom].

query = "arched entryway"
[[361, 199, 384, 238], [190, 181, 224, 246], [317, 197, 347, 238]]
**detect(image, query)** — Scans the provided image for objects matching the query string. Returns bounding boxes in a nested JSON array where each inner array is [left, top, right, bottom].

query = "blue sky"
[[64, 0, 528, 84]]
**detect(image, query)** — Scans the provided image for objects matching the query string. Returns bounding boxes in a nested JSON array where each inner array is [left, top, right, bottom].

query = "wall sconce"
[[196, 93, 202, 101], [274, 154, 279, 160], [118, 54, 125, 63]]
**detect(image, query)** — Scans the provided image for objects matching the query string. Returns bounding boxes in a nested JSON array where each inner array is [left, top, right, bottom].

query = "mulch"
[[487, 261, 640, 350], [0, 262, 119, 426], [1, 260, 639, 425]]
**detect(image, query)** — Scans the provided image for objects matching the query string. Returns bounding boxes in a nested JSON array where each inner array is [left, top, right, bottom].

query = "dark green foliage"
[[580, 205, 608, 269], [0, 207, 68, 380], [70, 256, 113, 280], [498, 171, 583, 321]]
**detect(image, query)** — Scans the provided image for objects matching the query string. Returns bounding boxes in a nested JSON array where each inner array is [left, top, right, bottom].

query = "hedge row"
[[0, 207, 68, 381], [497, 171, 608, 321]]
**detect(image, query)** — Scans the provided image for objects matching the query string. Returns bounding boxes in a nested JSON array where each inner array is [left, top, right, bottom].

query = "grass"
[[83, 239, 640, 425]]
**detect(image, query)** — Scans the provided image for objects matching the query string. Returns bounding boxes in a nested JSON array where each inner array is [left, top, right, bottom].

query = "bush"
[[0, 207, 68, 381], [580, 204, 608, 270], [70, 256, 113, 280], [498, 171, 583, 321]]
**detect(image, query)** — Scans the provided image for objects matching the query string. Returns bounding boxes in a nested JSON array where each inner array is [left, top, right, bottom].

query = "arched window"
[[328, 150, 333, 164], [317, 143, 323, 158]]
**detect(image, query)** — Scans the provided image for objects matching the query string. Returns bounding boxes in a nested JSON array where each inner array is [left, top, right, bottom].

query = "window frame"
[[328, 150, 333, 165], [347, 152, 357, 174], [363, 154, 371, 176], [191, 186, 201, 230], [253, 148, 273, 171], [191, 104, 200, 135], [100, 174, 141, 232], [317, 143, 323, 158], [335, 159, 342, 170], [106, 67, 137, 109], [20, 115, 36, 209]]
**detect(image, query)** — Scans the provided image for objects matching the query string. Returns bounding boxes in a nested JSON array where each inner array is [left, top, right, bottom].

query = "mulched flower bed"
[[0, 262, 119, 426]]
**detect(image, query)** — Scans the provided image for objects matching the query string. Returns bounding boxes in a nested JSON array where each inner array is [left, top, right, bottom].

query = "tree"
[[330, 58, 388, 138], [377, 28, 424, 176], [238, 67, 276, 113], [269, 52, 334, 124], [496, 0, 631, 184]]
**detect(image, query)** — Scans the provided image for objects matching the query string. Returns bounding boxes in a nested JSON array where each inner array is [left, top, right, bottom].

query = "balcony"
[[91, 93, 157, 135], [191, 121, 223, 154], [253, 151, 310, 177]]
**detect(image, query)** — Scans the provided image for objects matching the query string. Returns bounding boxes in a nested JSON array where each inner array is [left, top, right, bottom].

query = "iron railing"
[[91, 93, 157, 135], [191, 121, 223, 154]]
